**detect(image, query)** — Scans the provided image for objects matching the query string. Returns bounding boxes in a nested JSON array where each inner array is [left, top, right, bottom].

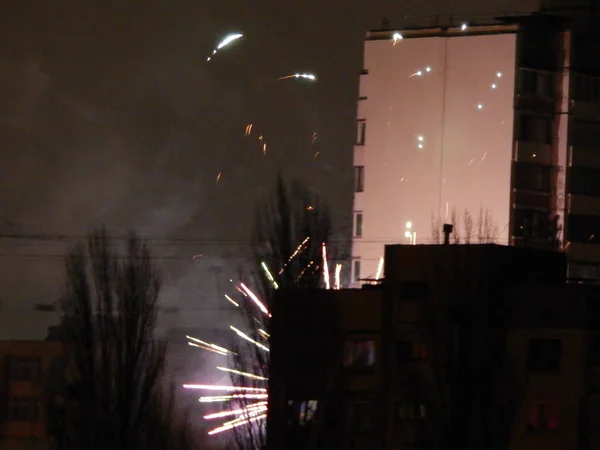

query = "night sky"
[[0, 0, 537, 338]]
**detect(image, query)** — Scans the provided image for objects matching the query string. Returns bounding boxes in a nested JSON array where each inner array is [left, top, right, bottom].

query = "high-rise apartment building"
[[351, 12, 600, 285]]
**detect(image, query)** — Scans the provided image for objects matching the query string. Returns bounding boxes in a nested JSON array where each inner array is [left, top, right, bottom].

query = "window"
[[528, 401, 559, 430], [401, 282, 429, 300], [356, 120, 366, 145], [354, 166, 365, 192], [353, 260, 361, 282], [571, 121, 600, 149], [527, 339, 561, 372], [354, 212, 363, 237], [9, 397, 38, 421], [513, 163, 551, 192], [10, 356, 41, 381], [574, 73, 600, 103], [396, 403, 427, 421], [520, 69, 553, 97], [397, 342, 429, 362], [512, 209, 550, 239], [569, 166, 600, 196], [519, 114, 552, 144], [344, 340, 375, 368], [347, 401, 372, 431], [568, 214, 600, 244], [287, 400, 318, 427]]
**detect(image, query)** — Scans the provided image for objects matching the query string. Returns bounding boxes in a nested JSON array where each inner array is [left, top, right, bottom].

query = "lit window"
[[528, 401, 559, 430], [344, 340, 375, 368], [397, 342, 429, 362], [354, 166, 365, 192], [356, 120, 366, 145], [9, 397, 38, 421], [396, 403, 427, 421], [527, 339, 561, 372], [354, 212, 363, 237]]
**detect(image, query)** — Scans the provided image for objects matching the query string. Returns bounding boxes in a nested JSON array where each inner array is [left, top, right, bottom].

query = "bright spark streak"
[[203, 402, 268, 420], [263, 143, 267, 155], [222, 407, 266, 427], [192, 253, 203, 259], [199, 394, 268, 403], [224, 294, 239, 307], [245, 124, 253, 136], [186, 335, 233, 355], [261, 261, 279, 289], [258, 329, 270, 338], [207, 33, 243, 62], [312, 132, 318, 144], [216, 172, 222, 185], [392, 32, 403, 45], [313, 151, 320, 160], [207, 413, 266, 436], [375, 256, 384, 280], [239, 283, 271, 316], [230, 326, 270, 352], [334, 263, 342, 289], [183, 384, 267, 392], [216, 366, 268, 381], [217, 33, 243, 49], [188, 342, 227, 356], [322, 243, 330, 290], [279, 236, 310, 274], [277, 73, 317, 81]]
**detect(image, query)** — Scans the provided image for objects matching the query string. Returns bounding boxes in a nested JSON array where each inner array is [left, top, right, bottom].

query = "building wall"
[[0, 341, 63, 450], [352, 25, 517, 284]]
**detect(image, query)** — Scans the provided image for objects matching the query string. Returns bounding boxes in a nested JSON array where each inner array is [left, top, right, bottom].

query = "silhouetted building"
[[351, 10, 600, 284], [0, 341, 64, 450], [267, 244, 576, 450]]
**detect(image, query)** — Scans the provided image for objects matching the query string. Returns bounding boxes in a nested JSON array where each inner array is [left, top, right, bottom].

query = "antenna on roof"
[[381, 17, 390, 30]]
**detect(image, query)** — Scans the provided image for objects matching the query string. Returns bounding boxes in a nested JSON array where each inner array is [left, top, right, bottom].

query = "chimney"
[[443, 223, 454, 245]]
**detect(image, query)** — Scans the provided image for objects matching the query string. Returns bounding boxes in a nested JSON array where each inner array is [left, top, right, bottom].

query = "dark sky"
[[0, 0, 536, 338]]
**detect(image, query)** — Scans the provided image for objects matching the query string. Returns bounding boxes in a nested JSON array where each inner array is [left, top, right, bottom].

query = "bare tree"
[[431, 207, 499, 244], [52, 229, 195, 450], [226, 176, 332, 450], [463, 210, 474, 244]]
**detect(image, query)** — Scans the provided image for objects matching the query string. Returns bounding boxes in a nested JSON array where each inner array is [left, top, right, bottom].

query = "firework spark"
[[239, 283, 270, 316], [216, 366, 268, 381], [279, 236, 310, 274], [245, 124, 253, 136], [216, 172, 222, 185], [322, 243, 330, 289], [334, 263, 342, 290], [208, 413, 267, 436], [230, 326, 270, 352], [224, 294, 239, 307], [258, 329, 270, 339], [207, 33, 243, 62], [375, 256, 384, 280], [187, 335, 235, 355], [277, 73, 317, 81], [183, 384, 267, 392], [199, 394, 268, 403], [203, 402, 268, 420], [263, 143, 267, 155], [261, 261, 279, 289]]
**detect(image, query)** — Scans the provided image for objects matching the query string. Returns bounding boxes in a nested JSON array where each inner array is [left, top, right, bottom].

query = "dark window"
[[357, 120, 366, 145], [513, 162, 551, 192], [568, 214, 600, 244], [343, 340, 375, 368], [10, 357, 41, 381], [396, 403, 427, 421], [397, 342, 429, 362], [527, 339, 561, 372], [9, 397, 38, 421], [512, 209, 550, 239], [401, 282, 429, 300], [528, 401, 559, 430], [520, 69, 553, 97], [354, 166, 365, 192], [574, 74, 600, 103], [353, 260, 361, 282], [347, 402, 372, 431], [519, 114, 552, 144], [569, 166, 600, 197], [354, 212, 363, 237]]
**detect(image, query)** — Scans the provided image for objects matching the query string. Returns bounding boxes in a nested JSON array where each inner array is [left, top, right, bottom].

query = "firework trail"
[[207, 33, 243, 62], [334, 263, 342, 290], [322, 243, 330, 289], [375, 256, 384, 280], [277, 73, 317, 81]]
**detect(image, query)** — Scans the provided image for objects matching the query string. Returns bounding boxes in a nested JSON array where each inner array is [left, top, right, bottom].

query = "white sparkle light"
[[461, 23, 468, 31], [477, 103, 483, 110], [497, 72, 503, 78]]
